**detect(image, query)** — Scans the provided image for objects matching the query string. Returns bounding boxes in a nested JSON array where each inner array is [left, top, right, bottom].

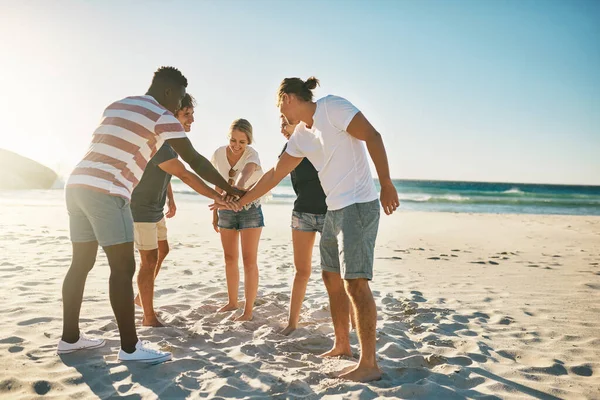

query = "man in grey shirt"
[[130, 94, 232, 326]]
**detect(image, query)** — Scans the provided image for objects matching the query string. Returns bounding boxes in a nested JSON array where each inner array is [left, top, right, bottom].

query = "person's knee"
[[344, 278, 370, 297], [71, 257, 96, 275], [242, 261, 258, 273], [158, 242, 170, 258], [140, 250, 158, 270], [224, 253, 238, 265], [295, 265, 311, 281], [242, 254, 257, 268], [322, 271, 342, 289], [109, 256, 136, 280]]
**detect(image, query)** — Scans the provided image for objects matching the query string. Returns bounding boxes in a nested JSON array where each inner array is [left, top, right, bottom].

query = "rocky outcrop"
[[0, 149, 58, 190]]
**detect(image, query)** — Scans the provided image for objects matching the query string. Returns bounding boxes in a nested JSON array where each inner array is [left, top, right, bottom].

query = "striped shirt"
[[66, 95, 187, 200]]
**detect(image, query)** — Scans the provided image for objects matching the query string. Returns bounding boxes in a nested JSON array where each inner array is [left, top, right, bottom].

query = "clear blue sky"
[[1, 0, 599, 184]]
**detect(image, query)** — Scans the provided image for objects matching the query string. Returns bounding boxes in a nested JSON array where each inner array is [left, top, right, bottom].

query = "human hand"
[[380, 182, 399, 215], [165, 200, 177, 218]]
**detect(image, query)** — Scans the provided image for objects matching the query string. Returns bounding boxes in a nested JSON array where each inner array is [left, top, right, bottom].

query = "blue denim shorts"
[[320, 199, 380, 280], [66, 187, 134, 247], [218, 204, 264, 230], [291, 211, 326, 233]]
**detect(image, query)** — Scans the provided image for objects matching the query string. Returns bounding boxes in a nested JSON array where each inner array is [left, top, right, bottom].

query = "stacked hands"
[[210, 186, 247, 213]]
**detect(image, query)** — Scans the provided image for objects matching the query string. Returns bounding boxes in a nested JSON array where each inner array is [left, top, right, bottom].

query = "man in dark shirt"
[[278, 115, 328, 335], [131, 94, 235, 326]]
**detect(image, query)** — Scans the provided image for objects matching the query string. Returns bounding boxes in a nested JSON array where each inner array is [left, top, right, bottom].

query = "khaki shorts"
[[133, 218, 167, 251]]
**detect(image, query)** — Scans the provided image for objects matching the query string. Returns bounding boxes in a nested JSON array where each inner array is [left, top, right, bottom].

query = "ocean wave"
[[503, 188, 524, 194]]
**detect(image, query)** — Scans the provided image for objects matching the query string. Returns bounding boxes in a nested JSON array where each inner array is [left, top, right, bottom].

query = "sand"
[[0, 191, 598, 399]]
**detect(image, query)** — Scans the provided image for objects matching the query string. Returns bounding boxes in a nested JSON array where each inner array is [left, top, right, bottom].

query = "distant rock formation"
[[0, 149, 58, 190]]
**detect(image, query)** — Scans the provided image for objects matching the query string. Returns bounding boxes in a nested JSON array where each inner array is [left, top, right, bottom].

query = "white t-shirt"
[[211, 145, 264, 205], [285, 95, 378, 211]]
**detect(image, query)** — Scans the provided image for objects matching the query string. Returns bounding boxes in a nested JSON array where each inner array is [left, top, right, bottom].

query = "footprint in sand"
[[0, 336, 24, 344], [33, 381, 52, 395], [570, 364, 594, 377], [17, 317, 54, 326], [8, 346, 24, 353]]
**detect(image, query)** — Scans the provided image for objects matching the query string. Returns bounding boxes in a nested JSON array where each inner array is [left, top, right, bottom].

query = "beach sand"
[[0, 192, 598, 399]]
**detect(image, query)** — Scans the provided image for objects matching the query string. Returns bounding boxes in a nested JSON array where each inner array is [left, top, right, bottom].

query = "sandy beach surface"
[[0, 191, 598, 399]]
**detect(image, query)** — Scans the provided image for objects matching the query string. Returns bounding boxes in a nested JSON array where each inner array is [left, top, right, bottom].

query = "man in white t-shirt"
[[233, 77, 399, 382]]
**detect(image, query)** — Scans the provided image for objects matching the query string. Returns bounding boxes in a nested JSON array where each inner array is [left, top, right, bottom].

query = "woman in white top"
[[211, 119, 264, 321]]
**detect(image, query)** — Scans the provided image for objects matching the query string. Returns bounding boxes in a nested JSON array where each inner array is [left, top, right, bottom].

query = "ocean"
[[170, 178, 600, 216], [3, 179, 597, 216]]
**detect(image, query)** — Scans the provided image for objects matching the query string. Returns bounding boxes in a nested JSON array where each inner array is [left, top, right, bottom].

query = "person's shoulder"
[[161, 142, 177, 156], [212, 145, 227, 157], [156, 110, 179, 123], [322, 94, 351, 107]]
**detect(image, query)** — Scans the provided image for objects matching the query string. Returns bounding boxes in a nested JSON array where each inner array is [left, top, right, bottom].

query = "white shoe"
[[118, 340, 172, 364], [57, 334, 106, 354]]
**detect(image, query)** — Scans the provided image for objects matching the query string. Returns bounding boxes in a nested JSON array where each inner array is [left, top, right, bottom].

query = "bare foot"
[[134, 294, 142, 307], [320, 345, 352, 358], [142, 316, 164, 327], [280, 324, 297, 336], [218, 303, 239, 312], [339, 364, 382, 382], [234, 313, 253, 321]]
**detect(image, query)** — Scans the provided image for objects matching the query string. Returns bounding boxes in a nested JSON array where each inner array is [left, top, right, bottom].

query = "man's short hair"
[[151, 66, 188, 89], [179, 93, 196, 111]]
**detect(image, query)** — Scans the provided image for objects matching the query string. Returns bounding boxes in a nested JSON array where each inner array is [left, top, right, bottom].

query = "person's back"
[[281, 143, 327, 215], [66, 95, 185, 199], [289, 95, 378, 211]]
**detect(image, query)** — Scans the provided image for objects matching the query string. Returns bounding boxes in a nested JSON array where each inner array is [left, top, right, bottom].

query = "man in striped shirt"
[[58, 67, 242, 363]]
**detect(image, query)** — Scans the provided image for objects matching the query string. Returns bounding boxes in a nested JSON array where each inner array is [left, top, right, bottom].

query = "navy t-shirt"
[[131, 143, 178, 223], [281, 143, 327, 215]]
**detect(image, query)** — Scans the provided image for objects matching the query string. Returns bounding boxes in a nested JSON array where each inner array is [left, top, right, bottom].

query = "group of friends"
[[57, 66, 399, 382]]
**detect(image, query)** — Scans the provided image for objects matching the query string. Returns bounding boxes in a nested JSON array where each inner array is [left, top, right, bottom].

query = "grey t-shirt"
[[130, 143, 178, 223]]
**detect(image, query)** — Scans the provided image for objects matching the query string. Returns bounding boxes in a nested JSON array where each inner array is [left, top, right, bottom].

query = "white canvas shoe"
[[57, 334, 106, 354], [118, 340, 172, 364]]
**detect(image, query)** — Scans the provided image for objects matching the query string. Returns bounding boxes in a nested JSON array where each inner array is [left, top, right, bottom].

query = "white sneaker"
[[118, 340, 172, 364], [57, 334, 106, 354]]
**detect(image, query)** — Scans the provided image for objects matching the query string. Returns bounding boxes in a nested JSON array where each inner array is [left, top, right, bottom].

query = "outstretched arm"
[[167, 137, 244, 197], [235, 153, 302, 208], [158, 158, 239, 211], [346, 112, 399, 215], [236, 162, 259, 189]]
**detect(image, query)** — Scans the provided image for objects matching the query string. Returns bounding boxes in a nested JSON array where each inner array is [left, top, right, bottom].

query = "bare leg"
[[320, 271, 352, 357], [339, 278, 381, 382], [281, 230, 315, 335], [61, 241, 98, 343], [134, 240, 168, 307], [137, 249, 163, 327], [155, 240, 169, 277], [235, 227, 262, 321], [218, 228, 240, 312], [103, 242, 138, 353]]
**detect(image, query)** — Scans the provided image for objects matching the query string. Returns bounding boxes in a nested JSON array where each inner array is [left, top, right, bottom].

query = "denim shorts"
[[66, 187, 134, 247], [218, 204, 264, 230], [291, 211, 326, 233], [320, 199, 380, 280]]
